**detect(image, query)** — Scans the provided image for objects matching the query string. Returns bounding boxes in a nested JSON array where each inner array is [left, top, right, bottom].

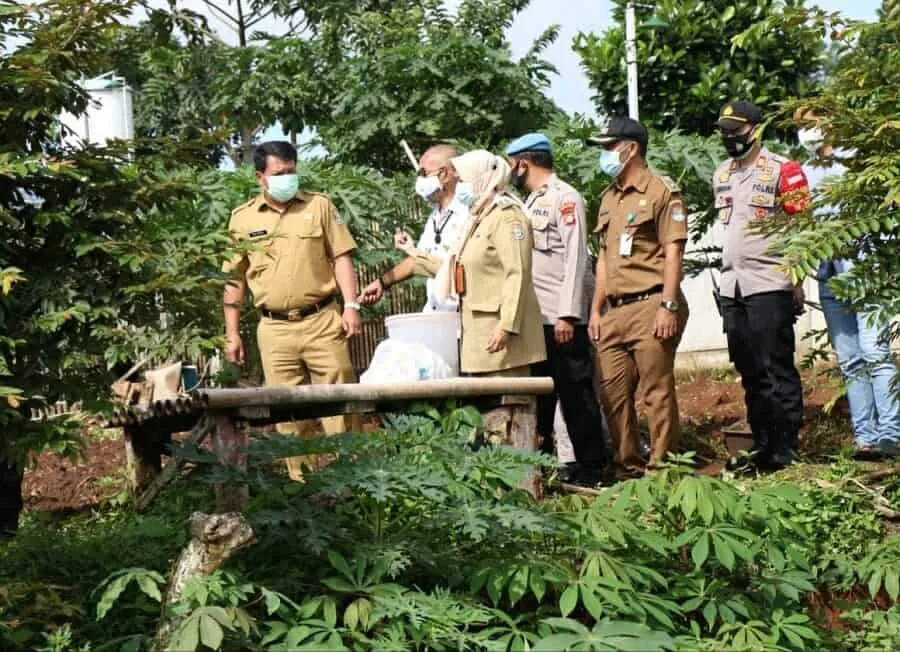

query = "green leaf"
[[530, 570, 547, 602], [199, 614, 224, 650], [136, 575, 163, 603], [868, 568, 884, 599], [713, 534, 736, 570], [171, 617, 200, 652], [344, 600, 359, 631], [508, 567, 529, 606], [692, 533, 710, 568], [559, 585, 578, 617], [885, 569, 900, 601], [722, 6, 736, 23]]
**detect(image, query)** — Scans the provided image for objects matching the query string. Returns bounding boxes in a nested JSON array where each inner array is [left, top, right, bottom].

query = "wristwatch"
[[660, 299, 679, 313], [345, 302, 361, 311]]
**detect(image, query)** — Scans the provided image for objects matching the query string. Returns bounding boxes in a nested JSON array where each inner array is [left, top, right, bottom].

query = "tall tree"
[[314, 0, 560, 172], [573, 0, 825, 135]]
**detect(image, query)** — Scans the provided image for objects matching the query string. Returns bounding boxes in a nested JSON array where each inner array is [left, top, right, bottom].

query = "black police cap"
[[586, 116, 649, 150], [717, 100, 763, 130]]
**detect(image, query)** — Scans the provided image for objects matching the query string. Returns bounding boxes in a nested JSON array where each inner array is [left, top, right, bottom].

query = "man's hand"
[[342, 307, 362, 337], [394, 229, 415, 256], [588, 309, 602, 344], [792, 284, 806, 315], [225, 334, 245, 365], [554, 319, 575, 345], [359, 279, 385, 306], [653, 307, 678, 340], [486, 325, 510, 353]]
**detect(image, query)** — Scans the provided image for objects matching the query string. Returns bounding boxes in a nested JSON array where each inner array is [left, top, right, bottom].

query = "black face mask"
[[510, 164, 528, 191], [722, 131, 756, 159]]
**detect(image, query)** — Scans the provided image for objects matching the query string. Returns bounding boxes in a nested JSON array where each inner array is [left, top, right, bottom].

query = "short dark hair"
[[253, 141, 298, 172], [516, 149, 553, 170]]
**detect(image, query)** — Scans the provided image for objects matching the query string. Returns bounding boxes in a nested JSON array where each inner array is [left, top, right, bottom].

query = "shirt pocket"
[[291, 217, 326, 261], [530, 212, 552, 251], [594, 209, 611, 248], [628, 206, 657, 243], [748, 193, 776, 221]]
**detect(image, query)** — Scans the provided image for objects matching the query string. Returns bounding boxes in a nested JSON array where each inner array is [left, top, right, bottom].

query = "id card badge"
[[619, 233, 634, 257]]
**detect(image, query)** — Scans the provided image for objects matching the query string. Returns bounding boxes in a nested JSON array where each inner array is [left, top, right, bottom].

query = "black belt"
[[608, 285, 663, 308], [261, 298, 334, 321]]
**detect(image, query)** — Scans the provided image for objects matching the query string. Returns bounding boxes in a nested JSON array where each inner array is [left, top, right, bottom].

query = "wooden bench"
[[107, 377, 556, 510]]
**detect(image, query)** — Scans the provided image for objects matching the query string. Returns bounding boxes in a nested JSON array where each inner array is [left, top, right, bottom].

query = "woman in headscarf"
[[410, 149, 546, 377]]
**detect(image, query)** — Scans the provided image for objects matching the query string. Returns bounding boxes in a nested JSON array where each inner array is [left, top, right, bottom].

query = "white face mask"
[[415, 174, 442, 202], [797, 128, 824, 147]]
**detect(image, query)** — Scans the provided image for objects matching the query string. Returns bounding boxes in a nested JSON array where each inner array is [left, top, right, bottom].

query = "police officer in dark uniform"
[[713, 101, 810, 471]]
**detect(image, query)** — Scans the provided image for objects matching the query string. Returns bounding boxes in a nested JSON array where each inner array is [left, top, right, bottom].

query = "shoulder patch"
[[559, 200, 578, 225], [510, 222, 526, 240], [659, 175, 681, 193]]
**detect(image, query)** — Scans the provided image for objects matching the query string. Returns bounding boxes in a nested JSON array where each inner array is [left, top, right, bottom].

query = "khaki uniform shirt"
[[595, 167, 688, 297], [457, 198, 547, 374], [713, 147, 793, 298], [524, 174, 595, 325], [223, 191, 357, 311]]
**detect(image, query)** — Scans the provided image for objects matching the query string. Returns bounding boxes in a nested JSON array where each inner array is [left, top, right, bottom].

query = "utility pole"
[[625, 0, 639, 120]]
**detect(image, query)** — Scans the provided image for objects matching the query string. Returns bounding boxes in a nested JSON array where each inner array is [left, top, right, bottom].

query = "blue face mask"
[[456, 181, 476, 207], [598, 149, 625, 177], [266, 173, 299, 202]]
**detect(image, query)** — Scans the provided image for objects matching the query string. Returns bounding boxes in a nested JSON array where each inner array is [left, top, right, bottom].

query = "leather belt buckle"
[[286, 308, 305, 321]]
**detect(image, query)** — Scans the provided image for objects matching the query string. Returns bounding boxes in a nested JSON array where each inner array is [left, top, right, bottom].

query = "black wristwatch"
[[660, 299, 679, 313]]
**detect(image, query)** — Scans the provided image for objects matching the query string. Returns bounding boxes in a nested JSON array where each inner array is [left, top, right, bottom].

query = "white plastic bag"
[[360, 339, 453, 384]]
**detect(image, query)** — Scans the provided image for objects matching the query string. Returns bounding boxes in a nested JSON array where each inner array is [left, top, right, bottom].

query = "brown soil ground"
[[22, 368, 853, 514]]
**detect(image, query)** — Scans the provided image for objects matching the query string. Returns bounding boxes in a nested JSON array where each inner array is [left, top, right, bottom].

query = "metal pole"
[[625, 1, 639, 120]]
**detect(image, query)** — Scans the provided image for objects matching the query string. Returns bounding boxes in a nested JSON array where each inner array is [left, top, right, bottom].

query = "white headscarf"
[[431, 150, 522, 304], [449, 149, 522, 216]]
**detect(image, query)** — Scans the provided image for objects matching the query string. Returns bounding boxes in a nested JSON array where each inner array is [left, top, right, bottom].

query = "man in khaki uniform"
[[223, 141, 363, 480], [504, 132, 611, 486], [586, 117, 689, 473]]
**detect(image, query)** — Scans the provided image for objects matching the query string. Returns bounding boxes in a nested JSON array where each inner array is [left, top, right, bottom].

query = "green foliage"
[[573, 0, 825, 135], [315, 0, 560, 171]]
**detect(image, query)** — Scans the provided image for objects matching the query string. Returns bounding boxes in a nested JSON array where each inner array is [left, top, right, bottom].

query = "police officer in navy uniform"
[[713, 101, 810, 471], [504, 133, 611, 486]]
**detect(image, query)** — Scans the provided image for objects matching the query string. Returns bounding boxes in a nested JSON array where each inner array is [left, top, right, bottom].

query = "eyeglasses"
[[417, 166, 444, 178]]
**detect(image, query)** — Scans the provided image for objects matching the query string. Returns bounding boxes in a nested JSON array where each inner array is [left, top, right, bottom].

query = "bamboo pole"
[[194, 377, 555, 410]]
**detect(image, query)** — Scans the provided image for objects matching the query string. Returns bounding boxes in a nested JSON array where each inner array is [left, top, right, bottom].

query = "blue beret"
[[504, 132, 552, 156]]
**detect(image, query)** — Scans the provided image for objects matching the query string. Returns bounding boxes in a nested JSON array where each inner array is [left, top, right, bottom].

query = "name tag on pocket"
[[619, 233, 634, 257], [249, 229, 268, 237]]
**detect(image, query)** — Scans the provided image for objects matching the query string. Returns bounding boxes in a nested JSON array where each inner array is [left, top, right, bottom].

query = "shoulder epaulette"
[[231, 196, 257, 217], [659, 175, 681, 193]]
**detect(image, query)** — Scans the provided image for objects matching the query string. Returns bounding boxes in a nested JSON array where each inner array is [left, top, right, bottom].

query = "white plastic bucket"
[[385, 312, 460, 376]]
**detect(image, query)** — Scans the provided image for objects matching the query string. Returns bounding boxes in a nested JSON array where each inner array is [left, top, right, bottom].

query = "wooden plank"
[[195, 377, 555, 409]]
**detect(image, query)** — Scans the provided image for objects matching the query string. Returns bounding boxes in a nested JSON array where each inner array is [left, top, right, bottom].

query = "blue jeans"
[[819, 280, 900, 445]]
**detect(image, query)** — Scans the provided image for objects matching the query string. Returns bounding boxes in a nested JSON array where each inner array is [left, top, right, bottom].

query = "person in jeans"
[[798, 113, 900, 456]]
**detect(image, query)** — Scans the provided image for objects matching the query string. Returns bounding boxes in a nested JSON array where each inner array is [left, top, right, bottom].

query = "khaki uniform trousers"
[[257, 306, 361, 481], [595, 294, 688, 469]]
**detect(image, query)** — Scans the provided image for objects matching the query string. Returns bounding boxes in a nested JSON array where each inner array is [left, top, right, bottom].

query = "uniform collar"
[[614, 165, 652, 193], [256, 191, 309, 213], [525, 174, 558, 205]]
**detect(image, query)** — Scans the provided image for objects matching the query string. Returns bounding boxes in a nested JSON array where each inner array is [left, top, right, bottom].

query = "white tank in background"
[[59, 72, 134, 148]]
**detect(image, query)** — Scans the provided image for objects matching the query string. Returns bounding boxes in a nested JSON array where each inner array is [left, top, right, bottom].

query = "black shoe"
[[558, 463, 579, 484], [572, 464, 614, 488], [852, 444, 885, 461], [761, 447, 797, 471]]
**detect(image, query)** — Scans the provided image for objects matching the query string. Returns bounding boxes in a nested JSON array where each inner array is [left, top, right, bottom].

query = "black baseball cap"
[[717, 101, 763, 130], [586, 116, 649, 150]]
